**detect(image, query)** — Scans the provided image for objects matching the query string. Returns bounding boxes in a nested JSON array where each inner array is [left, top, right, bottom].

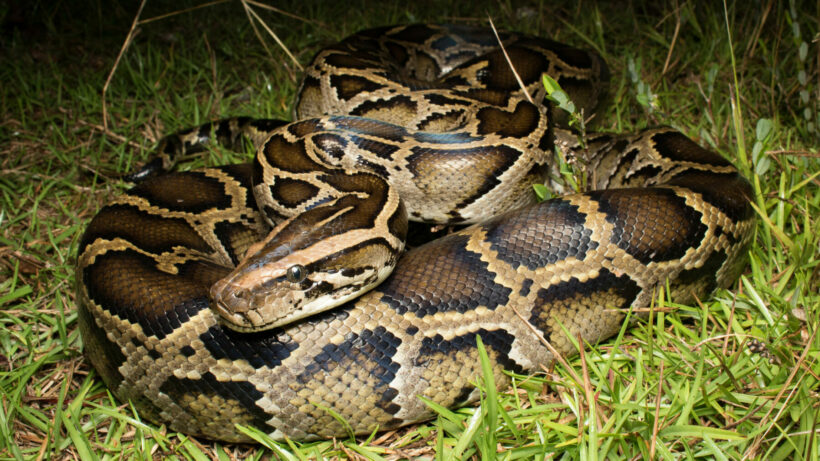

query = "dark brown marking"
[[476, 101, 541, 138], [349, 135, 401, 160], [312, 132, 349, 160], [484, 199, 598, 270], [388, 23, 438, 43], [262, 135, 329, 174], [77, 302, 127, 390], [269, 177, 321, 208], [292, 326, 403, 435], [349, 95, 418, 120], [324, 52, 377, 70], [668, 249, 728, 301], [666, 171, 753, 222], [199, 324, 298, 369], [385, 41, 408, 66], [406, 144, 519, 211], [379, 234, 511, 316], [129, 171, 233, 213], [330, 74, 384, 101], [84, 249, 227, 339], [79, 204, 211, 256], [650, 130, 732, 166], [287, 119, 323, 138], [591, 188, 708, 264]]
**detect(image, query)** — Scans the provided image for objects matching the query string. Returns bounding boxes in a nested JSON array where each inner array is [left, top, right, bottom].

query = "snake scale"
[[76, 24, 755, 442]]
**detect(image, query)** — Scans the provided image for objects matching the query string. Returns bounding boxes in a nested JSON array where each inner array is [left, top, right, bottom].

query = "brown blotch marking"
[[269, 177, 321, 208], [554, 76, 603, 121], [261, 171, 391, 255], [308, 238, 394, 276], [483, 199, 598, 270], [349, 135, 400, 161], [386, 201, 408, 241], [424, 93, 471, 108], [77, 298, 127, 391], [650, 130, 732, 166], [668, 250, 728, 303], [476, 101, 541, 138], [287, 119, 323, 138], [79, 204, 211, 256], [130, 171, 232, 213], [262, 135, 329, 173], [292, 327, 401, 437], [591, 188, 708, 264], [407, 144, 518, 206], [666, 171, 754, 222], [321, 170, 389, 209], [311, 132, 348, 160], [431, 35, 458, 51], [519, 37, 595, 69], [385, 41, 408, 66], [477, 45, 550, 89], [455, 88, 510, 106], [408, 52, 441, 81], [83, 249, 227, 339], [324, 52, 376, 70], [387, 23, 439, 43], [217, 163, 257, 210], [378, 234, 511, 316], [329, 74, 384, 101]]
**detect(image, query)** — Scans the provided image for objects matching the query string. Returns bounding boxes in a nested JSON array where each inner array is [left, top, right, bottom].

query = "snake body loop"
[[77, 24, 754, 442]]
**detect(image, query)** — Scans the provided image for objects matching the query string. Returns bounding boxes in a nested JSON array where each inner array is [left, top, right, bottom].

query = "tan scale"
[[76, 24, 755, 442]]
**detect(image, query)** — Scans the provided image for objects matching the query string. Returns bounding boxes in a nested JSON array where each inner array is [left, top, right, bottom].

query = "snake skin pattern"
[[76, 24, 755, 442]]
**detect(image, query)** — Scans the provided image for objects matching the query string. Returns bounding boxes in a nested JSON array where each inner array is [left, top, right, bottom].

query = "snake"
[[76, 24, 755, 442]]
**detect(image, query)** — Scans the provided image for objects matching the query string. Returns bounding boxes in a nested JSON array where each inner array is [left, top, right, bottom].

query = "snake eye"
[[286, 264, 307, 283]]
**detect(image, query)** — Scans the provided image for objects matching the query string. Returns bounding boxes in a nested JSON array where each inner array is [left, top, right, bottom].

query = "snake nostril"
[[222, 289, 253, 312]]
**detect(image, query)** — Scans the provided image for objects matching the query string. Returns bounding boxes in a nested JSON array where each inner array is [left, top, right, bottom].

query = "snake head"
[[210, 212, 403, 332]]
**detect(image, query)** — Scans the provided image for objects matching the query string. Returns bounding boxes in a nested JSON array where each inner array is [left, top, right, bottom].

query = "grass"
[[1, 0, 818, 459]]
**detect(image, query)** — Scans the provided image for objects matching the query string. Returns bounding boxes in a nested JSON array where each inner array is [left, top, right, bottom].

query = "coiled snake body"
[[77, 24, 754, 442]]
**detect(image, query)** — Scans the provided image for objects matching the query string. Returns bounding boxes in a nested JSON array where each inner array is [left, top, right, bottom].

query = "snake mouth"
[[210, 279, 257, 330]]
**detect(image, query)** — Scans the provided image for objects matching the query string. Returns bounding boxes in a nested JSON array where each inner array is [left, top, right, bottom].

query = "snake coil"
[[77, 24, 754, 442]]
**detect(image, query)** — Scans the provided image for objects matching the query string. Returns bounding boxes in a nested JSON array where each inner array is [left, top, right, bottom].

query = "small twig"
[[509, 304, 583, 385], [102, 0, 147, 131], [744, 0, 773, 58], [243, 0, 320, 25], [766, 149, 820, 157], [649, 360, 665, 460], [661, 0, 681, 76], [487, 15, 534, 104], [241, 0, 303, 72], [202, 33, 221, 120], [70, 117, 143, 149], [139, 0, 231, 25]]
